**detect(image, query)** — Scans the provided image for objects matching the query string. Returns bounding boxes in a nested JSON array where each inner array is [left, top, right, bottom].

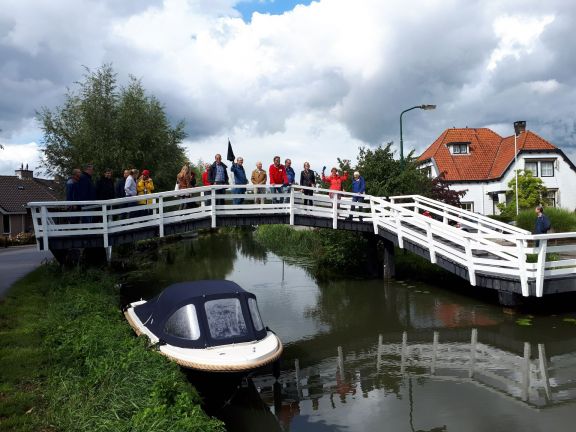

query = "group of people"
[[66, 164, 155, 204], [194, 153, 366, 208], [64, 155, 367, 217]]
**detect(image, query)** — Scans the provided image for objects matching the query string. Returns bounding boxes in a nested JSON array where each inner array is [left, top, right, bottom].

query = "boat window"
[[164, 304, 201, 340], [205, 298, 248, 340], [248, 297, 264, 331]]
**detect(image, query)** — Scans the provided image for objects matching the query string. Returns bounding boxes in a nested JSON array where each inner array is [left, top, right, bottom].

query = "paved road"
[[0, 245, 53, 298]]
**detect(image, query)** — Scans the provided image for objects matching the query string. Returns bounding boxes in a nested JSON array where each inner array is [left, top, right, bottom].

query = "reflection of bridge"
[[28, 185, 576, 298], [254, 329, 576, 411]]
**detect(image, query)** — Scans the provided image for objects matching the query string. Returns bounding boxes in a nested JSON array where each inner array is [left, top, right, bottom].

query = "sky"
[[1, 0, 576, 177]]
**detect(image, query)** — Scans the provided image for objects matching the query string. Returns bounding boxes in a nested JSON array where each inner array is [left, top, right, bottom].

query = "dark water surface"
[[123, 232, 576, 432]]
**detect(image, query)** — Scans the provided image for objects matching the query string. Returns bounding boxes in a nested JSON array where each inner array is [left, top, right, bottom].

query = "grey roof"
[[0, 176, 61, 214]]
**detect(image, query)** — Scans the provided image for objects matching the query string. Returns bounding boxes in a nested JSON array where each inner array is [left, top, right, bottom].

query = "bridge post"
[[332, 194, 338, 229], [535, 239, 547, 297], [211, 189, 216, 228], [289, 188, 295, 226], [515, 239, 529, 296], [101, 204, 109, 248], [41, 206, 49, 251], [158, 196, 165, 238], [382, 238, 395, 279]]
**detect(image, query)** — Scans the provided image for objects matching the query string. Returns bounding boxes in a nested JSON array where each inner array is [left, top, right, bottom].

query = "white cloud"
[[1, 0, 576, 178], [0, 142, 43, 176]]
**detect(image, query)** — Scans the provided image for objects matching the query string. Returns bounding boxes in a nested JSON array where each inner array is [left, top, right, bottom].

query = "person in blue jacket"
[[231, 156, 248, 205], [534, 205, 551, 246], [284, 158, 295, 203], [350, 171, 366, 220]]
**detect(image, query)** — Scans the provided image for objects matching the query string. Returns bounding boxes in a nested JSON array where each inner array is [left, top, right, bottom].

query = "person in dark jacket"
[[65, 168, 81, 223], [66, 168, 81, 201], [96, 168, 115, 200], [284, 158, 295, 203], [231, 157, 248, 205], [115, 169, 130, 198], [534, 205, 551, 247], [208, 154, 229, 205], [299, 162, 316, 206], [77, 164, 96, 223]]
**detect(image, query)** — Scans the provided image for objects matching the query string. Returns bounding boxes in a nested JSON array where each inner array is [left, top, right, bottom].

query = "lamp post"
[[399, 104, 436, 167], [513, 121, 526, 215]]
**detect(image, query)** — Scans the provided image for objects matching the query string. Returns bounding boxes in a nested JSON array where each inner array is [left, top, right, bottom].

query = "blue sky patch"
[[235, 0, 315, 22]]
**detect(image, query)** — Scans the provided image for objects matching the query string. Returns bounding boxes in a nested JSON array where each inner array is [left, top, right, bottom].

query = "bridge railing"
[[28, 185, 576, 297]]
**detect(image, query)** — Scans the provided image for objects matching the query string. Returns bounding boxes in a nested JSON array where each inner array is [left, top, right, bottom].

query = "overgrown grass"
[[516, 207, 576, 232], [0, 264, 224, 432], [254, 225, 369, 275]]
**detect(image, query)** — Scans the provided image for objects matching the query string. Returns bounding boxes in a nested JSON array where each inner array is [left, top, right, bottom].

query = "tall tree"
[[38, 64, 187, 191], [354, 143, 432, 197]]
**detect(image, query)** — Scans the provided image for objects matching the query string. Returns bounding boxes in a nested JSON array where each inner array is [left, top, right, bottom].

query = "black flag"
[[227, 139, 235, 162]]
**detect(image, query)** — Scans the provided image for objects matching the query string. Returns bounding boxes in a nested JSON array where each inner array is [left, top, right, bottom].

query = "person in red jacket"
[[201, 163, 211, 186], [322, 166, 349, 199], [269, 156, 288, 204]]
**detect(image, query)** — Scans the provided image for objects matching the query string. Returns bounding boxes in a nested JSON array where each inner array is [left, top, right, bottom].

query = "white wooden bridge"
[[28, 184, 576, 298]]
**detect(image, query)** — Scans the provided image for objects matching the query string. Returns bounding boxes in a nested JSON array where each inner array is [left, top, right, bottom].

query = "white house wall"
[[446, 152, 576, 215]]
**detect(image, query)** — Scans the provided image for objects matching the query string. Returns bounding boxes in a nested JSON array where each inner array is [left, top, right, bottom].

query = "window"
[[205, 298, 248, 340], [461, 202, 474, 212], [164, 304, 201, 340], [2, 215, 9, 234], [248, 298, 264, 332], [544, 190, 557, 207], [450, 143, 469, 154], [541, 161, 554, 177], [524, 161, 538, 177]]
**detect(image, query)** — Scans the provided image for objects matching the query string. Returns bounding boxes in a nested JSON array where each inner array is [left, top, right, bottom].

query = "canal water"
[[122, 232, 576, 432]]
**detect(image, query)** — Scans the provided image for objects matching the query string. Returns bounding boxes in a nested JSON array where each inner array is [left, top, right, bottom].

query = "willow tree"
[[38, 64, 187, 191]]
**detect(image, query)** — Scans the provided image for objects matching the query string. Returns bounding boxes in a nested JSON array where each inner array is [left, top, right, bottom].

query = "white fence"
[[28, 184, 576, 297]]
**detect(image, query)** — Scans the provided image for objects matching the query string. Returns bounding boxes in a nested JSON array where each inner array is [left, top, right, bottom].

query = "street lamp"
[[513, 121, 526, 215], [399, 104, 436, 167]]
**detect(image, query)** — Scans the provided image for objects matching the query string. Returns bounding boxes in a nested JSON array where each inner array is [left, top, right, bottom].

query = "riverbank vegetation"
[[515, 207, 576, 233], [0, 264, 224, 432], [254, 225, 460, 284]]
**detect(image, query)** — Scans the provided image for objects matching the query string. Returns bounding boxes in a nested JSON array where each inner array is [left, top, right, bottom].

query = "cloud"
[[1, 0, 576, 176]]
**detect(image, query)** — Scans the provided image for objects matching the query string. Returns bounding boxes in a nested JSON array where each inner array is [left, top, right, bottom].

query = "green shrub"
[[516, 207, 576, 233]]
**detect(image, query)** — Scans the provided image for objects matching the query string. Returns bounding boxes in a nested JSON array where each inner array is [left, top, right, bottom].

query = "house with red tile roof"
[[418, 126, 576, 215], [0, 164, 61, 238]]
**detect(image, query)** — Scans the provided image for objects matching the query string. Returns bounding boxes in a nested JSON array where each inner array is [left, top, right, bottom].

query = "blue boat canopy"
[[133, 280, 267, 349]]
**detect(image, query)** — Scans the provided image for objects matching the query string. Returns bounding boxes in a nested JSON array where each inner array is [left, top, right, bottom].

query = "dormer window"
[[449, 142, 470, 155]]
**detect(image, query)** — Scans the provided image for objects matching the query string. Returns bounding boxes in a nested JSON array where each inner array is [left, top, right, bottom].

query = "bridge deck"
[[28, 185, 576, 298]]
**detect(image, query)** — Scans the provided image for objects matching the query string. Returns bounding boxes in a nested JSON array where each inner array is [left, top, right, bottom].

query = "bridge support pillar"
[[382, 239, 395, 279]]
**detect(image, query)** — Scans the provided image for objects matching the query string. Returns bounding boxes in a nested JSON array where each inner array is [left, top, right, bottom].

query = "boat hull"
[[124, 301, 283, 373]]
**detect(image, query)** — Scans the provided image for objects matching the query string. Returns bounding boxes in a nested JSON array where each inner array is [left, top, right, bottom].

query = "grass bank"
[[0, 264, 224, 432], [254, 225, 370, 276]]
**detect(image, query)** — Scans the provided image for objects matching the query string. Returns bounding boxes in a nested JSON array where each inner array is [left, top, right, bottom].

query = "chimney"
[[15, 163, 34, 180], [514, 121, 526, 136]]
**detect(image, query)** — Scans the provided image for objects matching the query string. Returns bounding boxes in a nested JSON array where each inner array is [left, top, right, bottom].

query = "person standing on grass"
[[251, 161, 267, 204], [534, 205, 551, 247], [299, 162, 316, 206]]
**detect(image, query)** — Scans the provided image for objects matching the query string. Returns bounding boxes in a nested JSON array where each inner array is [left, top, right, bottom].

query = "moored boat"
[[124, 280, 283, 372]]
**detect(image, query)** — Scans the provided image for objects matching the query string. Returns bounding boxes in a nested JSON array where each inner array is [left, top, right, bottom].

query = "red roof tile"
[[419, 128, 557, 181]]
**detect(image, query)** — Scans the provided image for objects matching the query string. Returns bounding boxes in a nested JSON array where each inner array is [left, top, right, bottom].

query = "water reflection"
[[121, 232, 576, 431]]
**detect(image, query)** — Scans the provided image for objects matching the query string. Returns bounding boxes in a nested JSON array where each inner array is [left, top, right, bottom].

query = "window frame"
[[540, 161, 554, 177], [524, 161, 539, 177], [460, 201, 474, 212]]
